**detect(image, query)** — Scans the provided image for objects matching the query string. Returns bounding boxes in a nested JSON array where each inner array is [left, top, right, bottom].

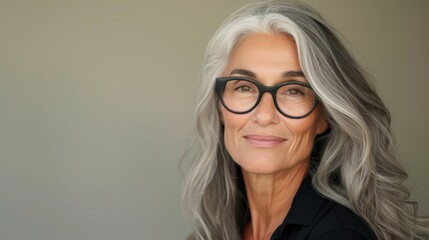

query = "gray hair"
[[181, 1, 428, 239]]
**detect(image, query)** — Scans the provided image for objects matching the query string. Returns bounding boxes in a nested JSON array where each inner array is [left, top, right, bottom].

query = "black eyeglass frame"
[[215, 76, 319, 119]]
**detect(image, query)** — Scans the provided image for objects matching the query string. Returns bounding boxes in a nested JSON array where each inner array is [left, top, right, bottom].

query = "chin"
[[236, 155, 286, 175], [234, 152, 311, 176]]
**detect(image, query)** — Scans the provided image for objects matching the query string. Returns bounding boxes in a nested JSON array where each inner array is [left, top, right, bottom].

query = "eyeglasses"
[[215, 76, 319, 119]]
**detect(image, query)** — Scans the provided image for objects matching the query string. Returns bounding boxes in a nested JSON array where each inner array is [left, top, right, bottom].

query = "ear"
[[315, 106, 329, 135], [316, 118, 329, 135]]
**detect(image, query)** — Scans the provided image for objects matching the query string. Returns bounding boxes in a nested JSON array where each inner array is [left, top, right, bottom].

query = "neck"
[[242, 162, 309, 240]]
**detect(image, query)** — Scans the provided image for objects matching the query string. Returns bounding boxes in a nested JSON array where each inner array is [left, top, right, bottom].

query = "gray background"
[[0, 0, 427, 239]]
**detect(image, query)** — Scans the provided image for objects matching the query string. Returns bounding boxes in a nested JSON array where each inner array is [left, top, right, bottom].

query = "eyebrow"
[[283, 71, 305, 78], [229, 68, 306, 79], [230, 69, 256, 78]]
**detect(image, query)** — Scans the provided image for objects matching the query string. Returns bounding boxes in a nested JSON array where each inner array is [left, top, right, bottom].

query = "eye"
[[230, 80, 257, 93], [277, 84, 313, 98], [235, 85, 253, 92], [286, 88, 305, 95], [278, 87, 305, 96]]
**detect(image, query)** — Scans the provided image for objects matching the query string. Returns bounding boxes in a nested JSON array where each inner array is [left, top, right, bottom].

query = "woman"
[[181, 1, 428, 239]]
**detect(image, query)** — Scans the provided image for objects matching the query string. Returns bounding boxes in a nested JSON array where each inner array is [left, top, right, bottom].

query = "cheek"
[[287, 126, 316, 159], [221, 107, 248, 128], [287, 104, 326, 135], [288, 118, 318, 136], [284, 112, 324, 156], [221, 108, 248, 157]]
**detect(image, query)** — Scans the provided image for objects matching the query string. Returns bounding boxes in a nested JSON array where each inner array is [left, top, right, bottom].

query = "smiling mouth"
[[244, 135, 287, 147]]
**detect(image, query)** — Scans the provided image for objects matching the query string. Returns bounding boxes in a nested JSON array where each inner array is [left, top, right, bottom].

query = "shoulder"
[[306, 201, 376, 240], [274, 177, 377, 240]]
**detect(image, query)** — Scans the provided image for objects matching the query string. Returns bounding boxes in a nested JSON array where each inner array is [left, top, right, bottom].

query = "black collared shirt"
[[270, 177, 376, 239]]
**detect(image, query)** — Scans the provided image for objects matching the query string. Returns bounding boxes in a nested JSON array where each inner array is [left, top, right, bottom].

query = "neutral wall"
[[0, 0, 427, 239]]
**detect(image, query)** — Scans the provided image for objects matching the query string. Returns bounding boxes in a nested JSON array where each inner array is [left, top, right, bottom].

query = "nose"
[[253, 92, 280, 126]]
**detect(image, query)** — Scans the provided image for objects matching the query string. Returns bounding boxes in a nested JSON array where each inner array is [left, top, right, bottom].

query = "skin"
[[220, 33, 329, 240]]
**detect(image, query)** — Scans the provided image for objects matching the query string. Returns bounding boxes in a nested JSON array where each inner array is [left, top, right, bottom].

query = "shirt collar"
[[271, 176, 326, 238]]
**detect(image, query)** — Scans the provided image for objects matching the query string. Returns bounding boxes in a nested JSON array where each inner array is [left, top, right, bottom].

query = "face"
[[220, 33, 328, 175]]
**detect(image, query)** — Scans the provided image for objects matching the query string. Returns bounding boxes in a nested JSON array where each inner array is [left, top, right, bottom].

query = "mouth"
[[244, 134, 287, 147]]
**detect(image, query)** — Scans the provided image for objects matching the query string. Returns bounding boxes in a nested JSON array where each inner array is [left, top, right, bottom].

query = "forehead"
[[228, 33, 300, 66], [233, 32, 297, 55], [224, 33, 303, 83]]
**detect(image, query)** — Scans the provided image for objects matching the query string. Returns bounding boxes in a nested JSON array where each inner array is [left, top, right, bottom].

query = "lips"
[[244, 134, 287, 147]]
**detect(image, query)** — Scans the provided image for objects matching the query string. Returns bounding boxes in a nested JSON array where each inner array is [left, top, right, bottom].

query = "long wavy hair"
[[181, 1, 428, 239]]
